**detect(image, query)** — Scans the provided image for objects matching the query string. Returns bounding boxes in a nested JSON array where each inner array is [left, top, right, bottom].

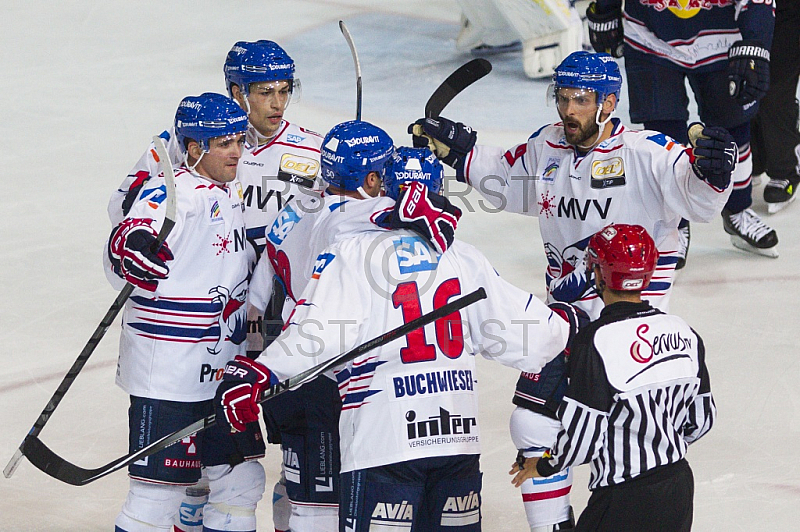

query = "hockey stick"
[[21, 287, 487, 486], [425, 58, 492, 119], [3, 136, 177, 479], [339, 20, 362, 120]]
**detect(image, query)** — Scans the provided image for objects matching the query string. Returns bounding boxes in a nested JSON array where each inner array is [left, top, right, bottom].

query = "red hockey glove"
[[108, 218, 173, 292], [215, 356, 275, 433], [389, 181, 462, 254]]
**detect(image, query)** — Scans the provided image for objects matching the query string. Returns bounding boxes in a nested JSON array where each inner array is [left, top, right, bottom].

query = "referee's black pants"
[[576, 459, 693, 532]]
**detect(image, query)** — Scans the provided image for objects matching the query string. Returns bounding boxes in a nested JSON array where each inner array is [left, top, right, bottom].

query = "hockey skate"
[[764, 176, 799, 214], [675, 220, 690, 270], [722, 208, 779, 258]]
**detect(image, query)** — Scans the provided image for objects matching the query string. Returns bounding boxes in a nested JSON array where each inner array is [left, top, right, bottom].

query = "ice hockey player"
[[585, 0, 779, 260], [510, 223, 715, 531], [244, 125, 463, 532], [106, 93, 266, 532], [213, 119, 583, 532], [454, 0, 583, 79], [410, 49, 731, 530], [751, 0, 800, 214], [106, 39, 321, 532]]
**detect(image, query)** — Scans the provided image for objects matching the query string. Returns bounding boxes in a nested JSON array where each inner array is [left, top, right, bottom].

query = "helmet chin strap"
[[356, 186, 373, 199], [184, 150, 205, 172], [576, 105, 614, 151]]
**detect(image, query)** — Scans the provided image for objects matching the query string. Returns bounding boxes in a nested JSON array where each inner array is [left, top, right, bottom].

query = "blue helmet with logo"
[[174, 92, 249, 152], [384, 147, 444, 200], [320, 120, 394, 191], [224, 40, 296, 98], [553, 51, 622, 103]]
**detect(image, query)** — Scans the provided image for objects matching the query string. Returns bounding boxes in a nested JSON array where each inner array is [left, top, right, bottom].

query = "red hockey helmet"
[[586, 224, 658, 291]]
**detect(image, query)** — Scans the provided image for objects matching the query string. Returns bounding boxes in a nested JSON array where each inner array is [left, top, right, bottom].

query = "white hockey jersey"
[[258, 232, 571, 473], [463, 119, 732, 319], [105, 167, 250, 402]]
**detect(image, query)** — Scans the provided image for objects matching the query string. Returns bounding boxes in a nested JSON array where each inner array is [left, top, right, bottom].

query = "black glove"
[[727, 40, 770, 105], [586, 2, 624, 58], [408, 117, 477, 177], [688, 122, 737, 190]]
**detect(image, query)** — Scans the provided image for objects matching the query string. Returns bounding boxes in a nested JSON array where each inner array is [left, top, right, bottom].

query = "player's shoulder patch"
[[311, 252, 336, 279], [645, 132, 681, 152]]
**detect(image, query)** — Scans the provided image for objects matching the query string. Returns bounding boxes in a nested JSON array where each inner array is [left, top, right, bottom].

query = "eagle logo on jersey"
[[207, 280, 248, 355]]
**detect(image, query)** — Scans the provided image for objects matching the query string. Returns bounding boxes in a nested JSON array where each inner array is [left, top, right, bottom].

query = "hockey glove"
[[121, 170, 151, 216], [586, 2, 624, 58], [687, 122, 737, 190], [108, 218, 173, 292], [215, 355, 276, 433], [408, 117, 477, 179], [727, 40, 770, 105], [547, 302, 589, 356], [387, 181, 462, 254]]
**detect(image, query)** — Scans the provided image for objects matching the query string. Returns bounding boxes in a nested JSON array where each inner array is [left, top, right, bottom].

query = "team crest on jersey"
[[591, 157, 626, 189], [286, 133, 305, 144], [639, 0, 734, 19], [393, 236, 438, 274], [312, 252, 335, 279], [208, 198, 224, 224], [541, 157, 560, 183]]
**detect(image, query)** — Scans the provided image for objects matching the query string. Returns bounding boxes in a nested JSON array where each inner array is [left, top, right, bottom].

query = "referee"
[[510, 224, 716, 531]]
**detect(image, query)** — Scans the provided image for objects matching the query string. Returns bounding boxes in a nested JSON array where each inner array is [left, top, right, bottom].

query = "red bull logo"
[[639, 0, 733, 18]]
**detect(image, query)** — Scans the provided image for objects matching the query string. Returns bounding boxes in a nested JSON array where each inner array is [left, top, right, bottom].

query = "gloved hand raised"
[[108, 218, 173, 292], [387, 181, 462, 254], [687, 122, 737, 190], [408, 117, 477, 177], [586, 2, 624, 58]]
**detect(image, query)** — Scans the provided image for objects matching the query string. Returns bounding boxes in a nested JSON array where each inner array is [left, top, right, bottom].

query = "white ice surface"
[[1, 1, 799, 530]]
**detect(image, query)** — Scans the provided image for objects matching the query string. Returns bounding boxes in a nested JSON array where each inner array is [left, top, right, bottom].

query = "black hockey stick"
[[425, 58, 492, 119], [21, 287, 488, 486], [339, 20, 362, 121], [4, 136, 177, 480]]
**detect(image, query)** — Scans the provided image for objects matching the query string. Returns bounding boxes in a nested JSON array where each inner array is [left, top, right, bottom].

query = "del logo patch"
[[591, 157, 626, 189], [208, 198, 224, 224], [278, 153, 318, 188]]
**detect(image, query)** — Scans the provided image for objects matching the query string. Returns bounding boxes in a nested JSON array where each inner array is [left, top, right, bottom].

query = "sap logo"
[[267, 205, 302, 245], [200, 364, 225, 382], [242, 160, 264, 167], [242, 184, 294, 212], [394, 236, 438, 274], [406, 407, 477, 439], [591, 157, 624, 178], [557, 197, 612, 220], [372, 501, 413, 521], [311, 252, 335, 279], [286, 133, 305, 144], [178, 501, 205, 528]]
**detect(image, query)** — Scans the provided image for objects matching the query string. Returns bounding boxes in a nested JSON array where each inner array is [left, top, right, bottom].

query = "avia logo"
[[372, 501, 413, 521], [443, 491, 480, 512], [283, 447, 300, 469], [406, 407, 476, 439]]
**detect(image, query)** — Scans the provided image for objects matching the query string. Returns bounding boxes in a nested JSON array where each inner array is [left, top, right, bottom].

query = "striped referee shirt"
[[537, 301, 715, 489]]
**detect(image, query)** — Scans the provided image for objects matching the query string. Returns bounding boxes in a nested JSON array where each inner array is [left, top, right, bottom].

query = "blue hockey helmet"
[[320, 120, 395, 191], [224, 40, 296, 98], [384, 147, 444, 200], [552, 51, 622, 103], [174, 92, 249, 152]]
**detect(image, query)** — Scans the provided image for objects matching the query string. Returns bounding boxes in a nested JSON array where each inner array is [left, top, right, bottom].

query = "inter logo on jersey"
[[312, 252, 335, 279], [591, 157, 626, 189], [393, 236, 438, 274]]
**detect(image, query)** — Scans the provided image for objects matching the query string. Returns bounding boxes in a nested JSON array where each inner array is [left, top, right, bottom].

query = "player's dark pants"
[[261, 376, 342, 505], [575, 459, 694, 532], [751, 0, 800, 181], [340, 454, 482, 532], [625, 49, 758, 213]]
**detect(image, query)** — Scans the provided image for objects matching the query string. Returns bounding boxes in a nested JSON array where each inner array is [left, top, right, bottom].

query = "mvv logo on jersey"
[[591, 157, 625, 189], [277, 153, 318, 189]]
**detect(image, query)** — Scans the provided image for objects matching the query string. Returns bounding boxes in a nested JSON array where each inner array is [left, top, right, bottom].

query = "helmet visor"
[[547, 84, 599, 111], [247, 79, 301, 109]]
